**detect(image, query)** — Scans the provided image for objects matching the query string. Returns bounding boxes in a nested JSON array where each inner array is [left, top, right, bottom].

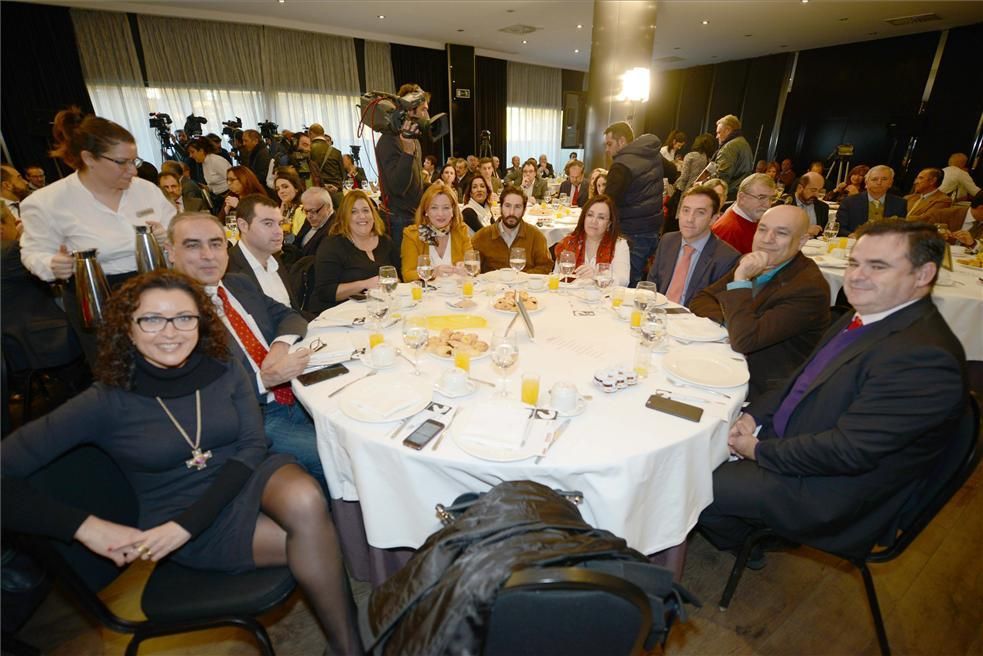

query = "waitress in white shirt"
[[19, 107, 176, 360], [186, 137, 231, 197]]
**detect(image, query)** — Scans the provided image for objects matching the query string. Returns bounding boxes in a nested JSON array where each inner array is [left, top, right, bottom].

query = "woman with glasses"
[[218, 165, 267, 224], [1, 270, 363, 655], [186, 137, 231, 197], [18, 107, 177, 362]]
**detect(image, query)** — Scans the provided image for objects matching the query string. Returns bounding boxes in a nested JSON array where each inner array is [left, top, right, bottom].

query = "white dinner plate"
[[663, 347, 750, 389], [450, 401, 545, 462], [338, 373, 432, 422], [479, 269, 529, 285], [628, 291, 667, 307], [424, 329, 493, 362], [667, 317, 729, 342]]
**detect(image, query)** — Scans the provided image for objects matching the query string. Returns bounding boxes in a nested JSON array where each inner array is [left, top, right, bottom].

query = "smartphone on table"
[[402, 419, 447, 450], [297, 363, 349, 386]]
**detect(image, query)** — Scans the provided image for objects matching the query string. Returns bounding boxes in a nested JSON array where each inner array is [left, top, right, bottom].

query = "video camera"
[[358, 90, 449, 142], [222, 117, 242, 138], [148, 112, 172, 131], [183, 114, 207, 136], [258, 120, 279, 142]]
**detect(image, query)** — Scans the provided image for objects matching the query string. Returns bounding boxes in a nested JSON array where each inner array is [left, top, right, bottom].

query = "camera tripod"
[[478, 130, 493, 159]]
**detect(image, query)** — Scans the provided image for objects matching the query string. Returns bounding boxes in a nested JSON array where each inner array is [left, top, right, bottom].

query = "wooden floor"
[[13, 457, 981, 656]]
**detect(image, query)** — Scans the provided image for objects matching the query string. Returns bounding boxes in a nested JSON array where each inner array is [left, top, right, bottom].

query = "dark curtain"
[[0, 2, 93, 180], [475, 56, 507, 167], [390, 44, 449, 163]]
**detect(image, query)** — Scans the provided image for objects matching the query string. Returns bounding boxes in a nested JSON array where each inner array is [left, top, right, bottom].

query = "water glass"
[[491, 333, 519, 398], [463, 249, 481, 278], [366, 289, 389, 330], [634, 342, 653, 379], [594, 262, 613, 290], [379, 265, 398, 298], [558, 250, 576, 282], [509, 247, 526, 275], [641, 307, 667, 348], [417, 254, 435, 289], [401, 314, 429, 376]]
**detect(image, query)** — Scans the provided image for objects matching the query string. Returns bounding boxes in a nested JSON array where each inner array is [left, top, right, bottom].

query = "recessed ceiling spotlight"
[[377, 15, 384, 19], [801, 0, 809, 4], [702, 20, 709, 25], [522, 40, 528, 44], [574, 49, 580, 53], [577, 24, 583, 29], [277, 0, 284, 3]]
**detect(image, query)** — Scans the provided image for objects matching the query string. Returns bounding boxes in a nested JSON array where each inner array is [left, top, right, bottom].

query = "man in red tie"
[[697, 220, 967, 567], [559, 160, 588, 208], [646, 185, 740, 307], [166, 212, 327, 490]]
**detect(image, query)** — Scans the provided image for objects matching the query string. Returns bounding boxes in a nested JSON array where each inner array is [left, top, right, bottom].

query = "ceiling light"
[[522, 40, 528, 44], [801, 0, 809, 3], [574, 49, 580, 53], [618, 67, 650, 103], [377, 14, 385, 19], [577, 24, 583, 29], [702, 20, 709, 25]]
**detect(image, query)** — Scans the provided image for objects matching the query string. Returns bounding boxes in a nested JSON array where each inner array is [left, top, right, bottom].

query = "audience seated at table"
[[218, 165, 267, 223], [454, 158, 473, 200], [225, 194, 302, 313], [273, 169, 306, 238], [647, 185, 740, 306], [159, 172, 203, 213], [504, 155, 523, 187], [309, 189, 398, 313], [0, 270, 362, 656], [558, 159, 589, 207], [401, 182, 472, 282], [537, 153, 555, 179], [478, 157, 503, 196], [904, 167, 951, 220], [438, 162, 458, 192], [922, 190, 983, 245], [940, 152, 980, 203], [472, 186, 553, 274], [588, 168, 608, 199], [779, 172, 829, 237], [294, 186, 335, 257], [519, 160, 548, 202], [698, 221, 967, 567], [552, 195, 630, 287], [710, 173, 777, 254], [461, 175, 493, 234], [187, 137, 230, 197], [836, 165, 907, 236], [825, 164, 869, 203], [691, 205, 830, 400]]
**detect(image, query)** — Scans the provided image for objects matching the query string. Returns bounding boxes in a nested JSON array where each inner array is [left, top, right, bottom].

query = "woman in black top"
[[1, 271, 361, 655], [461, 175, 493, 234], [310, 189, 398, 313]]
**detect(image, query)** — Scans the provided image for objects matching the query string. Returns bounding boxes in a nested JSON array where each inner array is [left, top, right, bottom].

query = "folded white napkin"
[[348, 385, 419, 419], [293, 334, 354, 367], [310, 304, 366, 328], [457, 403, 530, 450]]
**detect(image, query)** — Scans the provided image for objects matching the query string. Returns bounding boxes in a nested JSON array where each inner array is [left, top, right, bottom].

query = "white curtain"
[[71, 9, 159, 166], [365, 41, 395, 94], [506, 62, 563, 170]]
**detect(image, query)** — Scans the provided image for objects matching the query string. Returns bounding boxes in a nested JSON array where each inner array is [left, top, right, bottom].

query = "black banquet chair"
[[13, 445, 296, 656], [716, 393, 981, 656]]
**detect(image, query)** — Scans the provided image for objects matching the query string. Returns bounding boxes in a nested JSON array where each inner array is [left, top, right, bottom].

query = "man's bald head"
[[752, 205, 810, 268], [948, 153, 968, 169]]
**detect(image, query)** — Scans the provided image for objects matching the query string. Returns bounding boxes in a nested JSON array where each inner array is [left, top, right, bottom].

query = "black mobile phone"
[[645, 394, 704, 422], [402, 418, 446, 450], [349, 292, 368, 302], [297, 363, 349, 386], [665, 307, 691, 314]]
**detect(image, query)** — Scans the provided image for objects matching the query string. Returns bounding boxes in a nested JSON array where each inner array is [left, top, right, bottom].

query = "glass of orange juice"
[[411, 281, 423, 302], [454, 350, 470, 373], [462, 278, 474, 298], [521, 373, 540, 406], [369, 333, 385, 348], [630, 308, 643, 329], [611, 287, 625, 308], [548, 272, 560, 291], [634, 343, 652, 379]]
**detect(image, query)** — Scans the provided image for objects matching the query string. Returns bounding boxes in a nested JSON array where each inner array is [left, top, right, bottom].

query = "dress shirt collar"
[[498, 220, 521, 246], [856, 297, 921, 326], [868, 193, 886, 204], [682, 231, 712, 254], [732, 203, 755, 223], [239, 241, 278, 274]]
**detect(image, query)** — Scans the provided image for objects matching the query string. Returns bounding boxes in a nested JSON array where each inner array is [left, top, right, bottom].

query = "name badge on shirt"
[[136, 208, 155, 218]]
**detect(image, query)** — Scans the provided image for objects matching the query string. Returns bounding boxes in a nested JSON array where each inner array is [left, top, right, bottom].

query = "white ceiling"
[[28, 0, 983, 71]]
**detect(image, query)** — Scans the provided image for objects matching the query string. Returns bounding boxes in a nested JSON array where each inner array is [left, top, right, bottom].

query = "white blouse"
[[202, 153, 231, 194], [429, 240, 453, 267]]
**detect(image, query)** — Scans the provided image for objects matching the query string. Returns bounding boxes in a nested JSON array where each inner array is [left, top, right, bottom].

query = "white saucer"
[[433, 380, 477, 398], [552, 397, 587, 417], [358, 356, 397, 370]]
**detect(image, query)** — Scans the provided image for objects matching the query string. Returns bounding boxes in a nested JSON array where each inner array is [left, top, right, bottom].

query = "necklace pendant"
[[186, 448, 213, 471]]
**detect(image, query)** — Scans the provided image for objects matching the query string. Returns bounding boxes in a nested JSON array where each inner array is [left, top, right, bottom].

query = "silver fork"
[[327, 370, 377, 398], [668, 379, 733, 399]]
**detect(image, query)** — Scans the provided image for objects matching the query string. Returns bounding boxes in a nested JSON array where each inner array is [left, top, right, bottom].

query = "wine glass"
[[633, 281, 657, 332], [490, 333, 519, 398], [366, 289, 390, 330], [463, 249, 481, 278], [379, 265, 399, 298], [822, 219, 839, 242], [509, 247, 526, 283], [558, 250, 576, 283], [594, 262, 613, 291], [401, 314, 429, 375], [416, 254, 435, 290], [640, 307, 667, 348]]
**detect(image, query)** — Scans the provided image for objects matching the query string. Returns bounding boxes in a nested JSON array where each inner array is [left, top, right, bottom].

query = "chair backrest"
[[288, 255, 316, 313], [482, 567, 652, 656], [869, 394, 981, 563]]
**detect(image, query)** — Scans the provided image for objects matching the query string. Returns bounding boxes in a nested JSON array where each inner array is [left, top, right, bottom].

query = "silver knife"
[[535, 419, 571, 463], [431, 407, 458, 451], [388, 415, 413, 440]]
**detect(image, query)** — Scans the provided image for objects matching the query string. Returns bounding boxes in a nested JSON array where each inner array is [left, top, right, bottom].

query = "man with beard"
[[782, 172, 829, 237], [0, 165, 30, 218], [158, 172, 203, 213], [226, 194, 299, 310], [471, 186, 553, 273]]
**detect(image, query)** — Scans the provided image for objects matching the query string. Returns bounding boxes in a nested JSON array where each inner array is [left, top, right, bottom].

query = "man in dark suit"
[[159, 173, 204, 213], [647, 185, 740, 306], [697, 221, 967, 564], [225, 194, 302, 312], [780, 172, 829, 237], [296, 187, 335, 258], [241, 130, 274, 195], [167, 211, 326, 490], [904, 167, 951, 221], [691, 205, 830, 400], [558, 160, 589, 207], [836, 165, 907, 235], [161, 160, 208, 211]]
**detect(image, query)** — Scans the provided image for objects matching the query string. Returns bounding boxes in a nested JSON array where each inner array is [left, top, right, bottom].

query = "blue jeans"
[[625, 233, 661, 288], [263, 402, 328, 493]]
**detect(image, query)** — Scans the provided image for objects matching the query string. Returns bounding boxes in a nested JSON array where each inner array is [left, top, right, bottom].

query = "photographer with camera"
[[288, 132, 313, 187], [241, 129, 274, 195]]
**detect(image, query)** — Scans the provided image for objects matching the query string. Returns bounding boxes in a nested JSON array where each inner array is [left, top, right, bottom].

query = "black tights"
[[254, 464, 363, 655]]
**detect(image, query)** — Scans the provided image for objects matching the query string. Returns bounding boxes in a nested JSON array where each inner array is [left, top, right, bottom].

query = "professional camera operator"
[[374, 83, 430, 257], [289, 132, 313, 187], [241, 129, 273, 195]]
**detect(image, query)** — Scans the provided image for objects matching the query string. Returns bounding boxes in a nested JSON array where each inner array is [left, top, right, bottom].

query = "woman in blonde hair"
[[401, 182, 472, 282]]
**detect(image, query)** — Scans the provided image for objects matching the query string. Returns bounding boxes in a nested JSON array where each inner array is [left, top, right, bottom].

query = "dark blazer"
[[646, 231, 741, 307], [836, 191, 907, 236], [558, 179, 589, 206], [689, 252, 830, 400], [225, 244, 300, 312], [294, 221, 331, 259], [220, 273, 308, 403], [743, 297, 967, 557], [778, 195, 830, 228]]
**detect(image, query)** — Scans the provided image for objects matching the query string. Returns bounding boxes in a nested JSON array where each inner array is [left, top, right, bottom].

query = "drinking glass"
[[490, 333, 519, 398], [558, 250, 576, 283], [594, 262, 613, 290], [379, 265, 399, 298], [225, 213, 238, 241], [366, 289, 390, 331], [521, 373, 540, 406], [634, 342, 653, 379], [640, 307, 667, 349], [401, 314, 429, 376], [416, 254, 435, 290], [633, 281, 657, 332], [509, 247, 526, 276], [463, 249, 481, 278], [822, 220, 839, 242]]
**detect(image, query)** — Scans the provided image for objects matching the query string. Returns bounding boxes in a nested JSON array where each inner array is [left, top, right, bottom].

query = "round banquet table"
[[522, 205, 579, 247], [294, 280, 747, 584], [806, 245, 983, 360]]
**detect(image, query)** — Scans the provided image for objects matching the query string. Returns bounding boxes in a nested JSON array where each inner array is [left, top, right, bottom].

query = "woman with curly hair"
[[0, 270, 362, 655], [401, 182, 472, 282], [218, 165, 268, 223], [588, 167, 608, 199]]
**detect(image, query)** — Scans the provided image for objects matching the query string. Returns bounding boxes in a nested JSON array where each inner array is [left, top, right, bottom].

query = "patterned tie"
[[868, 200, 884, 223], [847, 315, 863, 331], [666, 244, 695, 304], [571, 184, 579, 207], [216, 287, 295, 405]]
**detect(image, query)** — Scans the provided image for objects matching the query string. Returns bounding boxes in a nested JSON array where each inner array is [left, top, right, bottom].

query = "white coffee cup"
[[616, 305, 633, 321], [370, 343, 396, 367], [550, 382, 579, 414], [439, 368, 469, 394], [831, 247, 848, 260], [527, 275, 547, 292]]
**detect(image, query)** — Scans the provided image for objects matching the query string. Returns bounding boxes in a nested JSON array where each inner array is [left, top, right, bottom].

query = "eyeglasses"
[[100, 155, 144, 168], [741, 191, 775, 203], [302, 204, 326, 215], [134, 315, 199, 333]]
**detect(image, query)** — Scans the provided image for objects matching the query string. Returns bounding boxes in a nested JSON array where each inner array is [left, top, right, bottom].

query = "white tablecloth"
[[295, 286, 746, 555], [807, 252, 983, 360], [522, 206, 580, 247]]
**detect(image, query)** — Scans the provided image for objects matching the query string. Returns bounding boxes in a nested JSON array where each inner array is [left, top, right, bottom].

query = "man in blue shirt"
[[689, 205, 830, 400]]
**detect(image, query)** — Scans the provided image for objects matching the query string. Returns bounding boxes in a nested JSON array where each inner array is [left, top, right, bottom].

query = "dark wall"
[[448, 44, 475, 158], [475, 56, 507, 164], [0, 2, 93, 178]]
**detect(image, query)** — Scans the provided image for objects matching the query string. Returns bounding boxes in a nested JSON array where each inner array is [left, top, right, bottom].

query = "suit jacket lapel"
[[686, 236, 715, 303]]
